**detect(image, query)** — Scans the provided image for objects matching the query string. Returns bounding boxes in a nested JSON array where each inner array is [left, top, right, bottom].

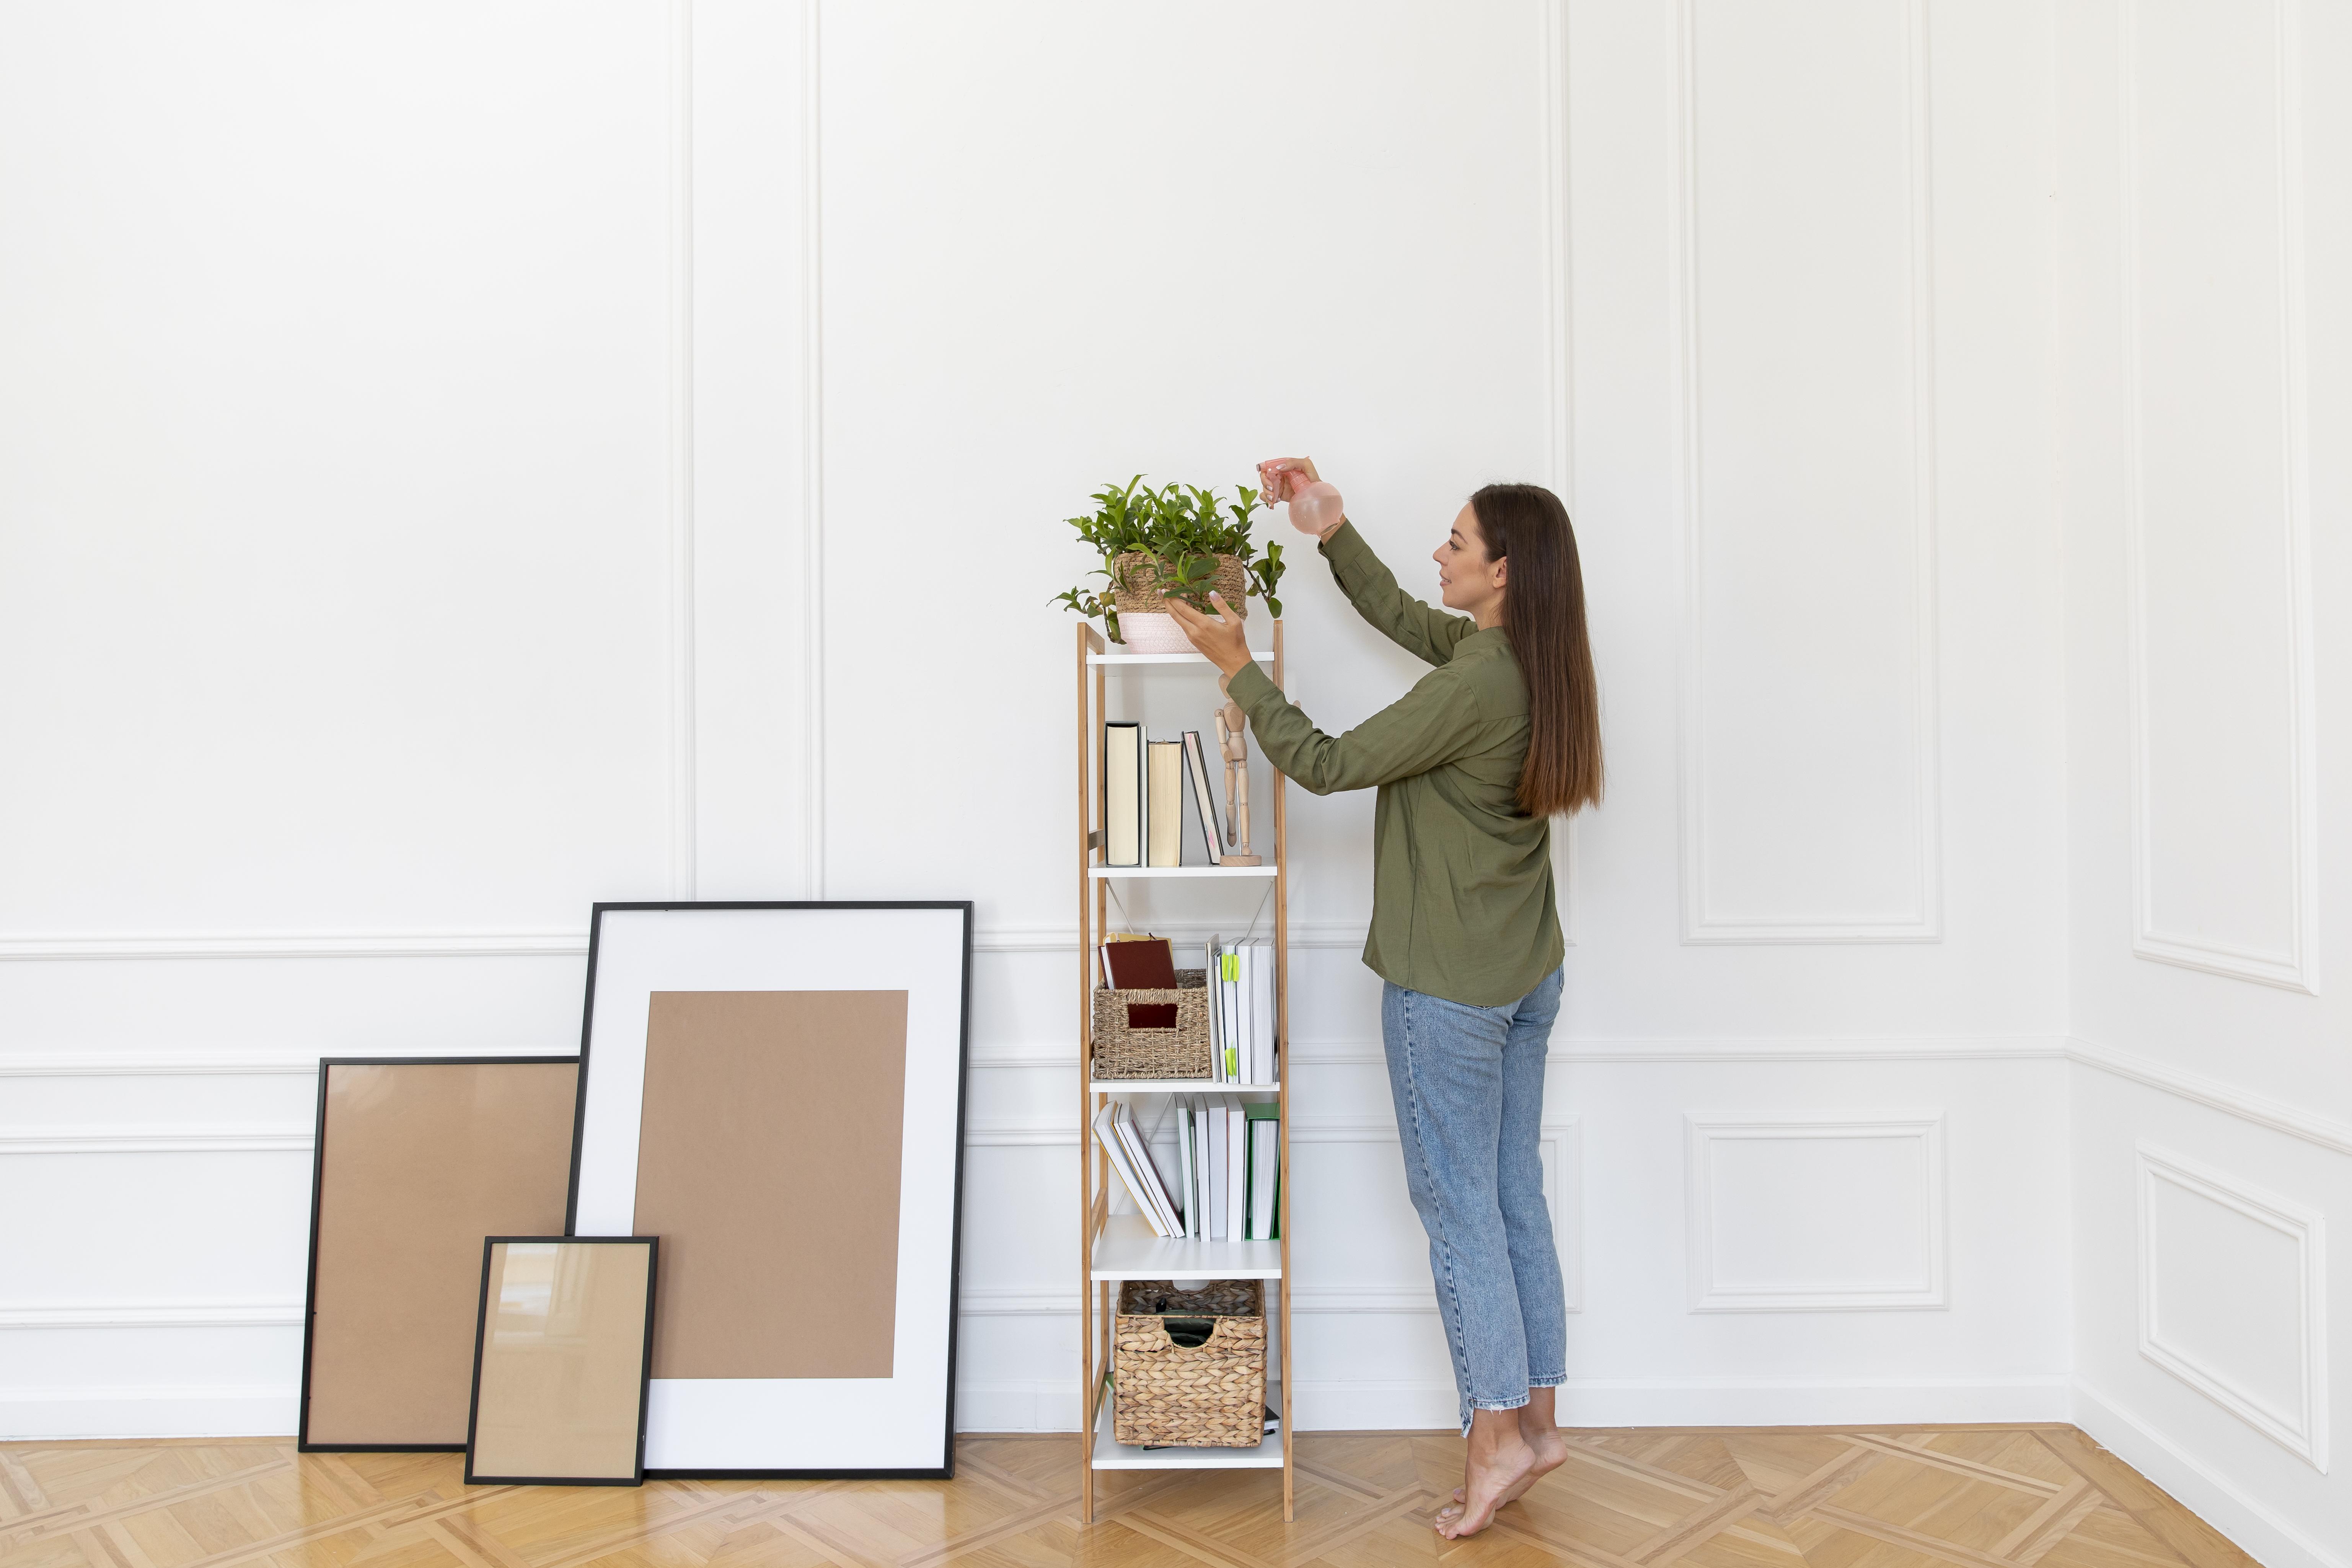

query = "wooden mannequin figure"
[[1213, 679, 1262, 866]]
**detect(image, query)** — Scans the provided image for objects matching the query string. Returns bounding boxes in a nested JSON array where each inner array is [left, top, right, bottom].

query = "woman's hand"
[[1256, 456, 1322, 506], [1164, 592, 1252, 677]]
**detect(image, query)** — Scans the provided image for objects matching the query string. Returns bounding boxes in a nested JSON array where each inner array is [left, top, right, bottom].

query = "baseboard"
[[0, 1387, 297, 1440], [0, 1376, 2075, 1444], [953, 1377, 2072, 1434], [2073, 1380, 2346, 1568]]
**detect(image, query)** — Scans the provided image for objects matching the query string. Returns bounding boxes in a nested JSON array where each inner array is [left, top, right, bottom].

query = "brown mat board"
[[300, 1057, 579, 1449], [633, 990, 908, 1379]]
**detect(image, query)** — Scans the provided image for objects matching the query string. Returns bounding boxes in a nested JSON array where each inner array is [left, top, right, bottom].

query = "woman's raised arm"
[[1259, 458, 1476, 668]]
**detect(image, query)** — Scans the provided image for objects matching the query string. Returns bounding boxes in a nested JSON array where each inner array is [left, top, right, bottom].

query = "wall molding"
[[2135, 1142, 2328, 1470], [0, 1125, 312, 1156], [2069, 1035, 2352, 1158], [667, 0, 698, 900], [2074, 1379, 2347, 1568], [1537, 0, 1579, 949], [1684, 1112, 1948, 1311], [0, 1033, 2073, 1079], [0, 1302, 303, 1330], [1669, 0, 1943, 944], [0, 931, 589, 962], [0, 918, 1365, 962], [2117, 0, 2316, 994], [799, 0, 827, 899]]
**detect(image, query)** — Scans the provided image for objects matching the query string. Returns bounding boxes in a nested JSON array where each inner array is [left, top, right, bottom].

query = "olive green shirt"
[[1223, 521, 1563, 1007]]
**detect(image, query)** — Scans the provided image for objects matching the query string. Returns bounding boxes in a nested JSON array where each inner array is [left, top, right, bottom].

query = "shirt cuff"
[[1317, 519, 1371, 569]]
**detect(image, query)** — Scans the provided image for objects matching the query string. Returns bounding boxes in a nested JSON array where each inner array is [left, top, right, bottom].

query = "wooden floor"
[[0, 1428, 2257, 1568]]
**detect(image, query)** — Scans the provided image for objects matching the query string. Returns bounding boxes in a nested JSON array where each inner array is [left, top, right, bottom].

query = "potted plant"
[[1052, 476, 1287, 650]]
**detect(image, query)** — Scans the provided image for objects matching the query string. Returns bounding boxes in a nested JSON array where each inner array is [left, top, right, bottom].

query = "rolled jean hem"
[[1468, 1394, 1532, 1413], [1528, 1374, 1566, 1388]]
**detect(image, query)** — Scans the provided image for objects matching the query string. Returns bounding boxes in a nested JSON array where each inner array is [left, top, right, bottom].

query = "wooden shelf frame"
[[1075, 619, 1293, 1522]]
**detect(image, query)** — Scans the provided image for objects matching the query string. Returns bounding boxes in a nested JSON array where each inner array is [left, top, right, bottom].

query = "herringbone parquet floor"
[[0, 1428, 2254, 1568]]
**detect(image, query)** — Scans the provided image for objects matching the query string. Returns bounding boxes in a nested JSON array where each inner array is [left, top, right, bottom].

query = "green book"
[[1242, 1102, 1281, 1240]]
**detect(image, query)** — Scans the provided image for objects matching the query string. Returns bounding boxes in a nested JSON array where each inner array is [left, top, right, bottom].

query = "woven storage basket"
[[1112, 1279, 1266, 1447], [1109, 552, 1250, 618], [1091, 968, 1212, 1080]]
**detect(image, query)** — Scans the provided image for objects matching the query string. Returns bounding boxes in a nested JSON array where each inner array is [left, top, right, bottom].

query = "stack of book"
[[1102, 721, 1230, 867], [1091, 1097, 1280, 1242], [1204, 934, 1276, 1084]]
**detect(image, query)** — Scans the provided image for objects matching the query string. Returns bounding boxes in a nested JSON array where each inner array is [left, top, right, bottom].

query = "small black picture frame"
[[463, 1235, 660, 1487]]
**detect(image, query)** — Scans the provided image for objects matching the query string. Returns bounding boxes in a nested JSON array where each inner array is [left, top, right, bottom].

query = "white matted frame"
[[565, 901, 973, 1478]]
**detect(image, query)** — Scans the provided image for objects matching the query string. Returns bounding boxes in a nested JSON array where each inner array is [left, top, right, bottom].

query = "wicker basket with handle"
[[1090, 969, 1212, 1080], [1112, 1279, 1266, 1447]]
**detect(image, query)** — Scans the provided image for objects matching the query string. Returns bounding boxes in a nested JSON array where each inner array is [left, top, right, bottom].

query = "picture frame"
[[297, 1055, 580, 1451], [565, 901, 972, 1478], [464, 1235, 659, 1487]]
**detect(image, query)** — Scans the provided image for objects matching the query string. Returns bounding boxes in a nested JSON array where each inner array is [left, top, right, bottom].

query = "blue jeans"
[[1380, 966, 1566, 1434]]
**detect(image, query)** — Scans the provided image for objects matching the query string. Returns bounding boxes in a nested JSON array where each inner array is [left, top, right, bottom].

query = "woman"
[[1165, 457, 1602, 1540]]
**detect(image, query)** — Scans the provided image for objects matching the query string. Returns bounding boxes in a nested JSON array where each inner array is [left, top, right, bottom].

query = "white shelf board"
[[1091, 1081, 1281, 1095], [1089, 865, 1278, 879], [1091, 1412, 1284, 1470], [1087, 651, 1274, 667], [1091, 1212, 1281, 1281]]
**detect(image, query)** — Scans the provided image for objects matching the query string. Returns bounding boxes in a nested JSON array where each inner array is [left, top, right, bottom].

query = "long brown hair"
[[1469, 483, 1603, 816]]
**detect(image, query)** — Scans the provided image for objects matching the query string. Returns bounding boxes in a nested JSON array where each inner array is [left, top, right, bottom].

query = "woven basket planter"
[[1090, 970, 1211, 1080], [1109, 552, 1250, 618], [1112, 1279, 1266, 1447]]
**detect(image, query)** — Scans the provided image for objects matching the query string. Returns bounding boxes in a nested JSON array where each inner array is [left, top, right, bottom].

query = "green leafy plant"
[[1050, 474, 1287, 641]]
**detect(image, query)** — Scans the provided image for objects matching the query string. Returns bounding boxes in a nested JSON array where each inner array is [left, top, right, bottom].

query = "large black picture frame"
[[564, 900, 973, 1479]]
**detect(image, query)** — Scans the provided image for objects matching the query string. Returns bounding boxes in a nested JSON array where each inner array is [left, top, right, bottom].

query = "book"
[[1182, 730, 1224, 862], [1205, 1097, 1229, 1241], [1175, 1099, 1196, 1236], [1203, 937, 1225, 1083], [1232, 945, 1251, 1081], [1146, 740, 1185, 867], [1116, 1101, 1183, 1236], [1103, 722, 1143, 867], [1245, 1102, 1280, 1240], [1247, 937, 1276, 1084], [1092, 1104, 1173, 1237], [1224, 1093, 1248, 1242], [1101, 935, 1177, 1030]]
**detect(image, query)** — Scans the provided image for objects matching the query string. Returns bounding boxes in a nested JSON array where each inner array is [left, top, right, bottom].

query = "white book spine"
[[1175, 1101, 1195, 1236], [1225, 1094, 1248, 1242], [1250, 937, 1276, 1085], [1093, 1106, 1167, 1237], [1191, 1096, 1210, 1239], [1206, 1100, 1227, 1241]]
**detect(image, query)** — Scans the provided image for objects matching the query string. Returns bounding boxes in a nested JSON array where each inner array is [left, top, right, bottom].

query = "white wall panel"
[[2121, 0, 2316, 993], [2137, 1144, 2328, 1470], [1674, 0, 1941, 942], [1685, 1114, 1946, 1311], [0, 1, 682, 938], [2062, 0, 2351, 1554]]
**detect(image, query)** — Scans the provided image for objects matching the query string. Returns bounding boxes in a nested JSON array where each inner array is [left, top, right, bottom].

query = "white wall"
[[2057, 2, 2352, 1563], [4, 0, 2075, 1445]]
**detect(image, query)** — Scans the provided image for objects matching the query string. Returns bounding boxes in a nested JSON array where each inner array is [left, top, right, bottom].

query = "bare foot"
[[1447, 1425, 1567, 1513], [1434, 1411, 1538, 1539]]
